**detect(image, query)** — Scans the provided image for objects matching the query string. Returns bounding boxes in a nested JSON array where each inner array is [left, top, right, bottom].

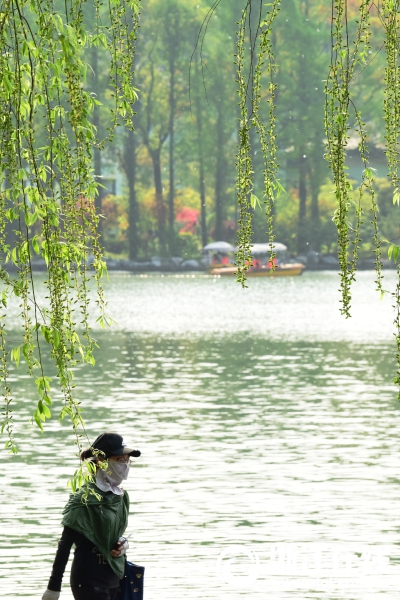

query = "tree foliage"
[[0, 0, 140, 452]]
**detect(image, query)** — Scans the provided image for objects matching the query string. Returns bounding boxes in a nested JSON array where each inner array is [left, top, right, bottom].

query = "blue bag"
[[116, 561, 145, 600]]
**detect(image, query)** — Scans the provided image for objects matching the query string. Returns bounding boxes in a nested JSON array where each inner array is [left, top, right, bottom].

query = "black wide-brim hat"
[[92, 432, 141, 457]]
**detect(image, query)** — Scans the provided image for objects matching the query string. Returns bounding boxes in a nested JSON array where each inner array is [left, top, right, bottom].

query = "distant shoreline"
[[7, 257, 395, 273]]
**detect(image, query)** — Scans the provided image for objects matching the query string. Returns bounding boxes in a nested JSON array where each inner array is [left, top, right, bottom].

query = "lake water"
[[1, 271, 400, 599]]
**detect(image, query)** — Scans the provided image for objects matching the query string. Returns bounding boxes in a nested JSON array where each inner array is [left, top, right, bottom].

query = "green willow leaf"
[[11, 346, 21, 368], [53, 330, 60, 349]]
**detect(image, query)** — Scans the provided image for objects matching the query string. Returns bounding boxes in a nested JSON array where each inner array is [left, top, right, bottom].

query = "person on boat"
[[266, 257, 278, 268], [252, 258, 262, 269], [221, 254, 230, 265], [42, 432, 141, 600]]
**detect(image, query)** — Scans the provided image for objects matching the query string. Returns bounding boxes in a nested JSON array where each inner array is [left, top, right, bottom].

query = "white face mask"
[[107, 461, 130, 483], [96, 461, 130, 494]]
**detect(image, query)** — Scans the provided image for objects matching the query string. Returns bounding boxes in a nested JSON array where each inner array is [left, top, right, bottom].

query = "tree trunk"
[[297, 151, 307, 254], [215, 98, 225, 240], [150, 146, 166, 252], [168, 55, 175, 240], [194, 64, 207, 247], [307, 131, 326, 251], [310, 180, 319, 226], [297, 5, 310, 255], [124, 129, 139, 260]]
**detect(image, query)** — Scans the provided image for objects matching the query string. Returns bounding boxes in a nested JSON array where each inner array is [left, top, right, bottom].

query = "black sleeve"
[[47, 526, 76, 592]]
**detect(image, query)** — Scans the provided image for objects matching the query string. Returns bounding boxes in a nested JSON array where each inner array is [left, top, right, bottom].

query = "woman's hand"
[[110, 545, 122, 557], [110, 536, 129, 557], [42, 590, 60, 600]]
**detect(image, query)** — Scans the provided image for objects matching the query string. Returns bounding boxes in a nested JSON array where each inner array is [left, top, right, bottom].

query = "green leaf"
[[85, 353, 95, 366], [11, 346, 20, 368], [33, 409, 44, 431], [393, 188, 400, 206], [389, 244, 400, 263], [5, 207, 18, 221], [32, 236, 40, 254], [41, 326, 51, 344], [96, 316, 106, 330], [59, 405, 71, 422], [250, 194, 261, 209], [61, 270, 70, 284], [53, 329, 60, 348], [3, 74, 13, 93], [21, 40, 29, 57], [13, 282, 22, 297], [98, 33, 108, 48], [42, 393, 52, 405], [11, 247, 18, 264], [364, 167, 376, 179], [38, 166, 47, 182], [25, 210, 38, 227], [337, 113, 345, 127], [39, 401, 51, 418], [274, 180, 286, 197], [22, 343, 30, 363], [68, 477, 76, 493], [35, 375, 52, 395]]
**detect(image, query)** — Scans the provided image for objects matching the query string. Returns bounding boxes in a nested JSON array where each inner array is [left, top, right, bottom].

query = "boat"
[[209, 243, 305, 277], [203, 241, 235, 270], [210, 263, 305, 277]]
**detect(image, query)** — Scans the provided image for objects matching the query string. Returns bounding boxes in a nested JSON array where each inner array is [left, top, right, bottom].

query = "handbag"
[[115, 561, 145, 600]]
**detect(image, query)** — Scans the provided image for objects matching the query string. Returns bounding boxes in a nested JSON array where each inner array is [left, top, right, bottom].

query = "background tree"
[[275, 0, 329, 253]]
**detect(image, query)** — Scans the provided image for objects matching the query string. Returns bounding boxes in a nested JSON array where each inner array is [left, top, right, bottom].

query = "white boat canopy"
[[233, 242, 287, 253], [203, 241, 235, 252], [251, 243, 287, 253]]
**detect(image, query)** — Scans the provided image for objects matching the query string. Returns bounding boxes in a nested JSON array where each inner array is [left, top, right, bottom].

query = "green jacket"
[[62, 484, 129, 578]]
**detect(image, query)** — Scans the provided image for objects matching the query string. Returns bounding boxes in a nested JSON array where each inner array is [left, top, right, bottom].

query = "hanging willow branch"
[[235, 0, 281, 287], [380, 0, 400, 396], [324, 0, 383, 318], [234, 0, 400, 397], [324, 0, 400, 398], [0, 0, 140, 453]]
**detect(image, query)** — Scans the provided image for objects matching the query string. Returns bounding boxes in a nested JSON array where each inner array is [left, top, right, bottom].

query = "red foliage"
[[176, 206, 200, 233], [76, 195, 95, 215]]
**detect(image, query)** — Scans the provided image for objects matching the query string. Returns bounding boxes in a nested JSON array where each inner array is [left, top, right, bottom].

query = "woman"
[[42, 432, 141, 600]]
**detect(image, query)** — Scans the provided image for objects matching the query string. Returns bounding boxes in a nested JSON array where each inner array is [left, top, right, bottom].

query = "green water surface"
[[1, 271, 399, 599]]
